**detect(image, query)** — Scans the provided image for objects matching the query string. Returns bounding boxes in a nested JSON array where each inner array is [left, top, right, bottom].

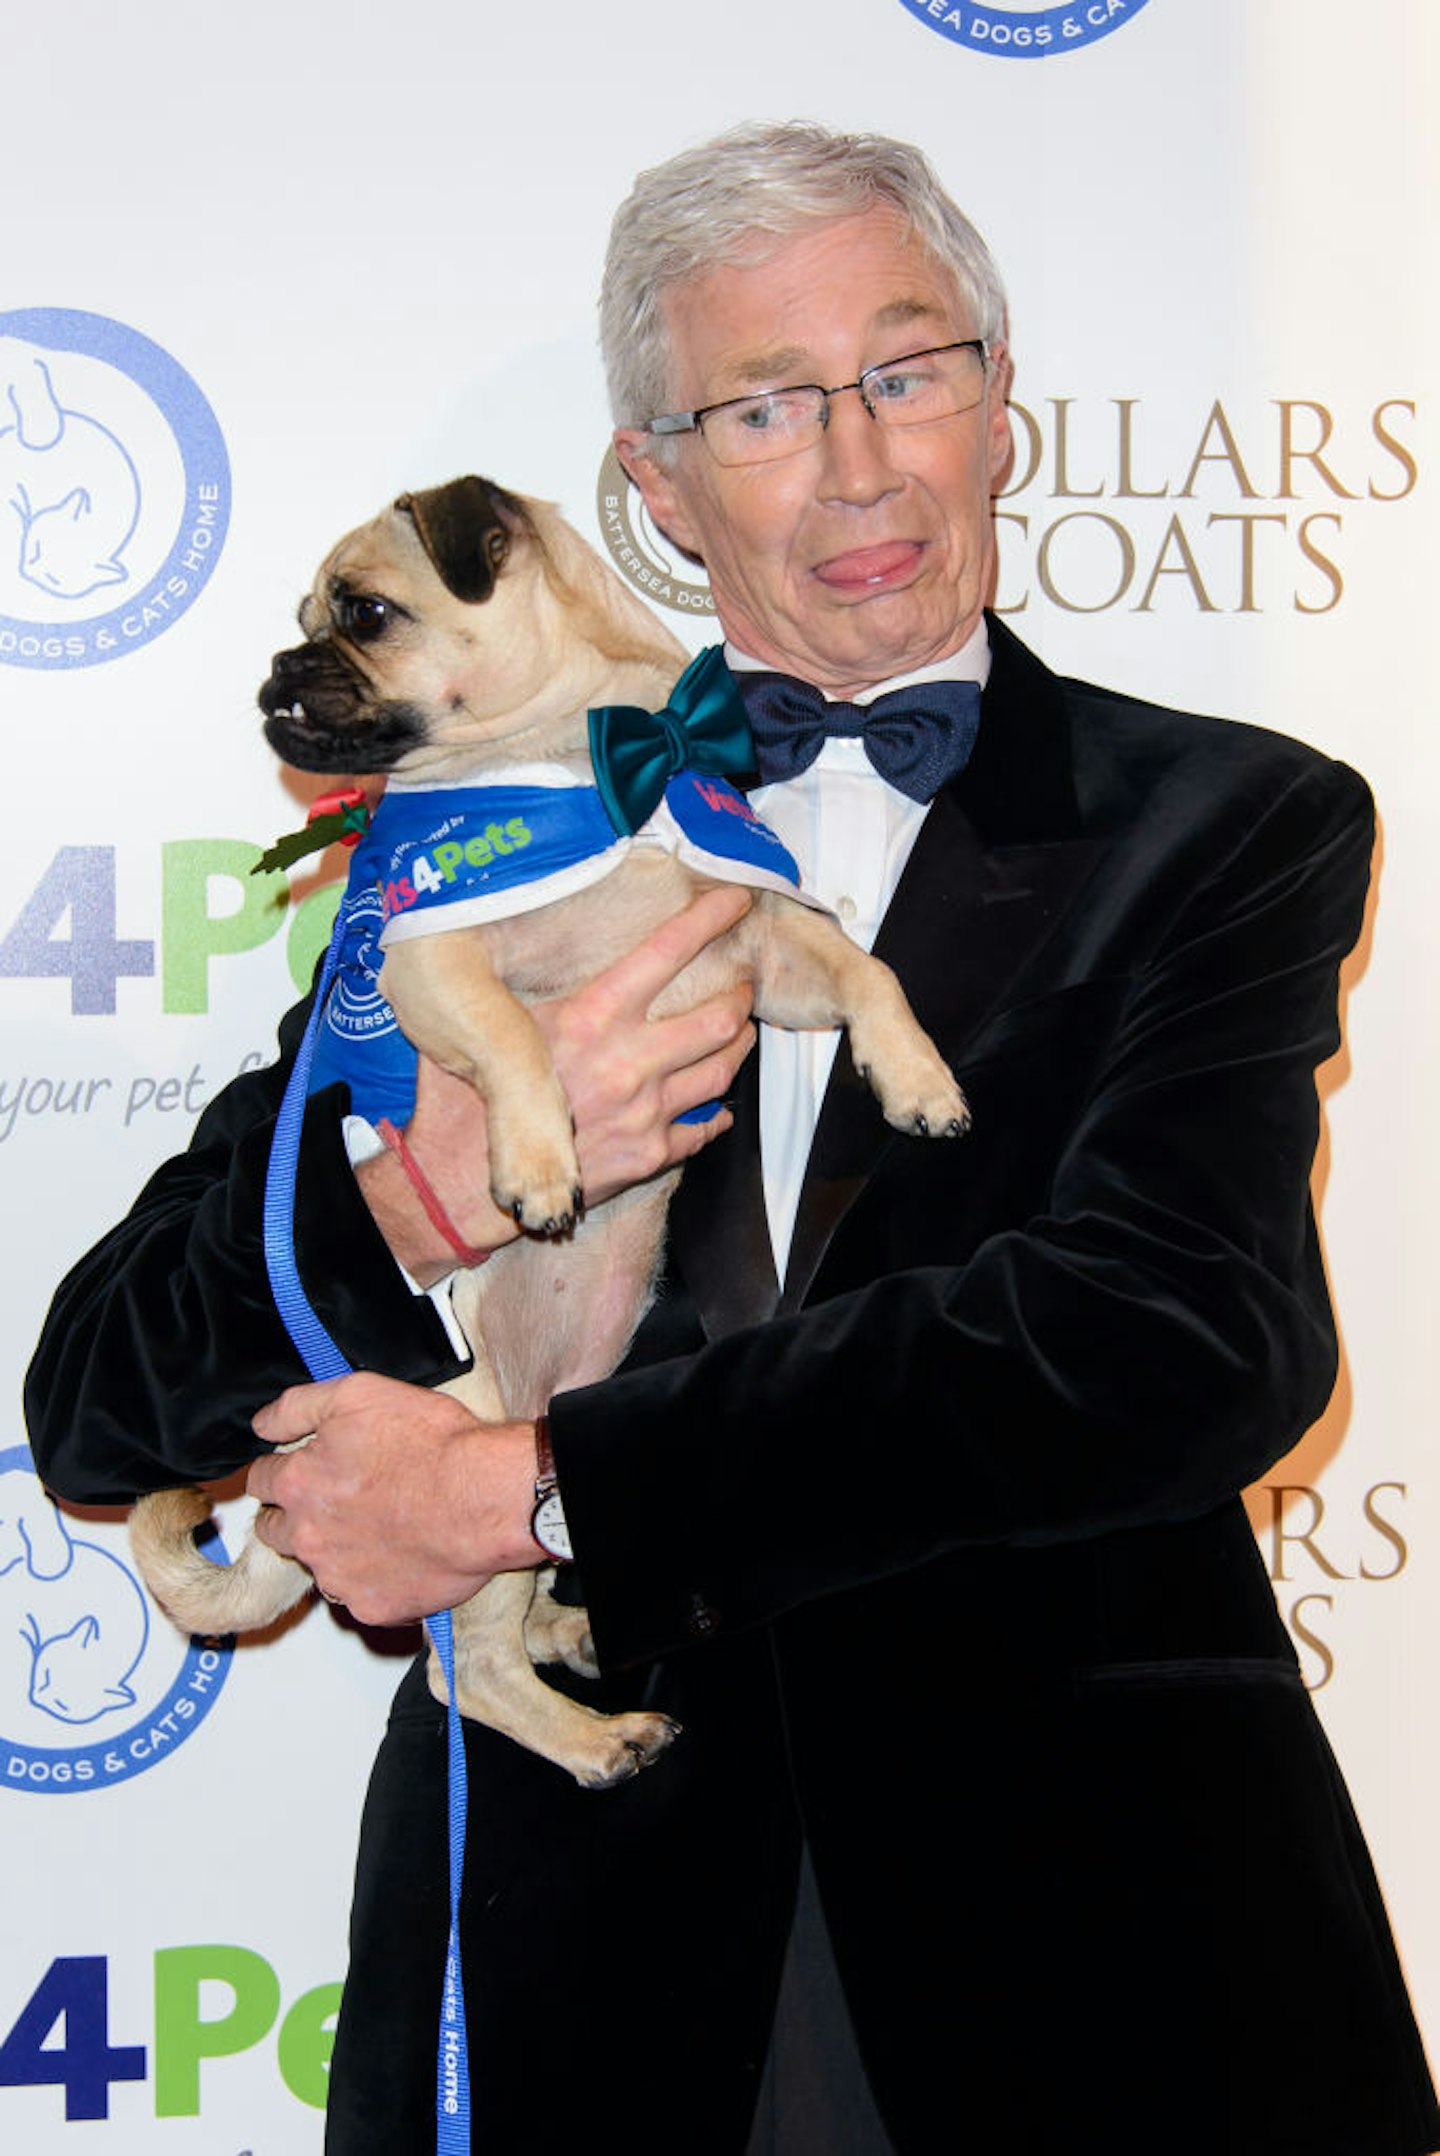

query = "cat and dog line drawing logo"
[[1, 339, 141, 603], [0, 309, 230, 671], [0, 1444, 231, 1792]]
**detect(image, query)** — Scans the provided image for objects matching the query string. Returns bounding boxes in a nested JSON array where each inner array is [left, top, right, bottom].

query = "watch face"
[[532, 1490, 572, 1564]]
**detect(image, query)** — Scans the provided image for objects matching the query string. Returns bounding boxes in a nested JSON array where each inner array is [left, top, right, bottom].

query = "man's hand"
[[359, 884, 757, 1282], [248, 1373, 539, 1626], [544, 883, 757, 1199]]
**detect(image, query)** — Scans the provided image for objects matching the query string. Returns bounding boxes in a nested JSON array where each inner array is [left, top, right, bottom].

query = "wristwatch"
[[529, 1415, 572, 1563]]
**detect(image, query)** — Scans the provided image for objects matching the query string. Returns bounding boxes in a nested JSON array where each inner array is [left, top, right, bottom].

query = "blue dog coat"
[[308, 761, 823, 1124]]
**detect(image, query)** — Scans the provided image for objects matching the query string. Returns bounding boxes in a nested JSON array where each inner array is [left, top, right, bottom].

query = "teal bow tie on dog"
[[588, 645, 754, 836]]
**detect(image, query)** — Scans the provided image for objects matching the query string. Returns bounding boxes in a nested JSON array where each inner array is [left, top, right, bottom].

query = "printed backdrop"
[[2, 3, 1436, 2146]]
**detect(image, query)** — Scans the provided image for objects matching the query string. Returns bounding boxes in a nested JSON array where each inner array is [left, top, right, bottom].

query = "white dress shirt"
[[732, 622, 991, 1278]]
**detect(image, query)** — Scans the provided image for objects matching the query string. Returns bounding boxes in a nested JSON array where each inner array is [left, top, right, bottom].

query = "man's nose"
[[814, 385, 902, 506]]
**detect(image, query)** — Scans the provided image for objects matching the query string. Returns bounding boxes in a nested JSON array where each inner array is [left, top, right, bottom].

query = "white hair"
[[600, 120, 1009, 430]]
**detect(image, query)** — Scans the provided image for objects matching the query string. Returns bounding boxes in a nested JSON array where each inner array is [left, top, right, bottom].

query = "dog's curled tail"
[[129, 1487, 314, 1634]]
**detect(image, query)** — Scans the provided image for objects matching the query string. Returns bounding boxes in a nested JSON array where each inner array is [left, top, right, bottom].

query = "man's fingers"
[[667, 1104, 736, 1160], [658, 1013, 757, 1120], [249, 1496, 292, 1554], [602, 983, 753, 1100], [585, 886, 752, 1020], [652, 982, 755, 1064], [251, 1380, 337, 1453]]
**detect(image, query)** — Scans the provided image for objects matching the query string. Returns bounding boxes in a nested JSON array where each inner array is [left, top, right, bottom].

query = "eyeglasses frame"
[[640, 339, 992, 461]]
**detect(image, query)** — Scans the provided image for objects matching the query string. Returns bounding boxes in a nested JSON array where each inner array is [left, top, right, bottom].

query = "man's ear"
[[984, 343, 1016, 490], [613, 430, 704, 563]]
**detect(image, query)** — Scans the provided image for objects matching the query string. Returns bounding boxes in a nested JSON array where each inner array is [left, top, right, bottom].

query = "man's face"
[[615, 206, 1013, 699]]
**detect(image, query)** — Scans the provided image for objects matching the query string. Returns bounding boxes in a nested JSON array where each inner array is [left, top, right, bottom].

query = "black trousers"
[[744, 1846, 895, 2156], [324, 1646, 889, 2155]]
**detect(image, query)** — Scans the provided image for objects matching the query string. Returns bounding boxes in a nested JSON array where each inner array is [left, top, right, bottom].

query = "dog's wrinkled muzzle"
[[259, 640, 364, 726], [259, 642, 427, 773]]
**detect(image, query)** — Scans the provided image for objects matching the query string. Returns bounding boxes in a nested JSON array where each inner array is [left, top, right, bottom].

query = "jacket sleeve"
[[549, 752, 1376, 1670], [23, 989, 466, 1504]]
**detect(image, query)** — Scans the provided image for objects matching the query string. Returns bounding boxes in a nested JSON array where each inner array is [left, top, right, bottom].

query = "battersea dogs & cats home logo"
[[0, 1446, 232, 1793], [898, 0, 1152, 57], [596, 447, 716, 619], [0, 309, 230, 670]]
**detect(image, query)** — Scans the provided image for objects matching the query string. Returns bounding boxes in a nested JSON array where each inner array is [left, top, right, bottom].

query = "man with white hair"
[[29, 124, 1440, 2152]]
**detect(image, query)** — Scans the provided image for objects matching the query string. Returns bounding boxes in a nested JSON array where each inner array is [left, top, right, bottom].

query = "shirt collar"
[[723, 617, 990, 703]]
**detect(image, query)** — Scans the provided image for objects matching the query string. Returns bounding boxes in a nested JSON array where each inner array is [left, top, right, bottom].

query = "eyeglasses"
[[640, 340, 990, 468]]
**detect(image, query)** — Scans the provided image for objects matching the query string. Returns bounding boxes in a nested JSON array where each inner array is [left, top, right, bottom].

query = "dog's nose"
[[269, 646, 307, 679], [258, 645, 313, 718], [262, 645, 325, 699]]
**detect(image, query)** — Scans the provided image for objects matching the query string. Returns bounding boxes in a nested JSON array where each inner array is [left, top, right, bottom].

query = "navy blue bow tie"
[[740, 671, 981, 803]]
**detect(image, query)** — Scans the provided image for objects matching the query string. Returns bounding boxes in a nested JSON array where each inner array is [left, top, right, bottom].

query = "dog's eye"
[[486, 530, 508, 569], [335, 594, 392, 642]]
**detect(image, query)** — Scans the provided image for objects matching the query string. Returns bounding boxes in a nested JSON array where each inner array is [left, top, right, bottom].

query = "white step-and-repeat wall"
[[2, 3, 1435, 2146]]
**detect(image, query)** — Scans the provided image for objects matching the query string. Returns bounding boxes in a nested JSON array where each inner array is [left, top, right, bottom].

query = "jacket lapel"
[[665, 1040, 779, 1339]]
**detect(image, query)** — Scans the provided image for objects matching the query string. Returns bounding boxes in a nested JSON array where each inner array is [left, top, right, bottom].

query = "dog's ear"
[[394, 477, 531, 604]]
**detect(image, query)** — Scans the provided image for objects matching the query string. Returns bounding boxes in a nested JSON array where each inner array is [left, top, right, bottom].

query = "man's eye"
[[870, 366, 932, 402], [735, 391, 815, 432], [335, 595, 392, 641]]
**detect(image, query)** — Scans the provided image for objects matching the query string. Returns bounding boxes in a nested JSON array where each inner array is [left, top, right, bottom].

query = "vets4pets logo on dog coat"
[[0, 1446, 232, 1792], [0, 310, 230, 670]]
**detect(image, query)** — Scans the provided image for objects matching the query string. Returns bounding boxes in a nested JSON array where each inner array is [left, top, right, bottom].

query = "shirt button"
[[687, 1596, 721, 1638], [835, 895, 858, 923]]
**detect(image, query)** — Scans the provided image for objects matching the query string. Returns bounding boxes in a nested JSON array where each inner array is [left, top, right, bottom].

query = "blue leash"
[[262, 902, 472, 2153]]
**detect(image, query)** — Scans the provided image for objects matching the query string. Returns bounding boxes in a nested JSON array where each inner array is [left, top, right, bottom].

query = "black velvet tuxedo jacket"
[[26, 620, 1440, 2154]]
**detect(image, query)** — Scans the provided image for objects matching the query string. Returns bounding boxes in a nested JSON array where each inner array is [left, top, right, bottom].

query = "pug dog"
[[130, 476, 969, 1788]]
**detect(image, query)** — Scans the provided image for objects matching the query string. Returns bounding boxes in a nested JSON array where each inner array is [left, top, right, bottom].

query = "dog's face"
[[258, 476, 540, 776], [260, 473, 690, 782]]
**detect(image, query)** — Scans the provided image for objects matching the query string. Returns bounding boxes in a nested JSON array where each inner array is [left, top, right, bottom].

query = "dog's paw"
[[852, 1031, 971, 1139], [570, 1711, 682, 1791], [485, 1094, 585, 1238], [507, 1184, 586, 1238], [490, 1160, 585, 1238]]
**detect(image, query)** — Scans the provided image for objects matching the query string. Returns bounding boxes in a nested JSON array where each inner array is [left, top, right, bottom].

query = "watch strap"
[[535, 1412, 557, 1490], [530, 1414, 571, 1562]]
